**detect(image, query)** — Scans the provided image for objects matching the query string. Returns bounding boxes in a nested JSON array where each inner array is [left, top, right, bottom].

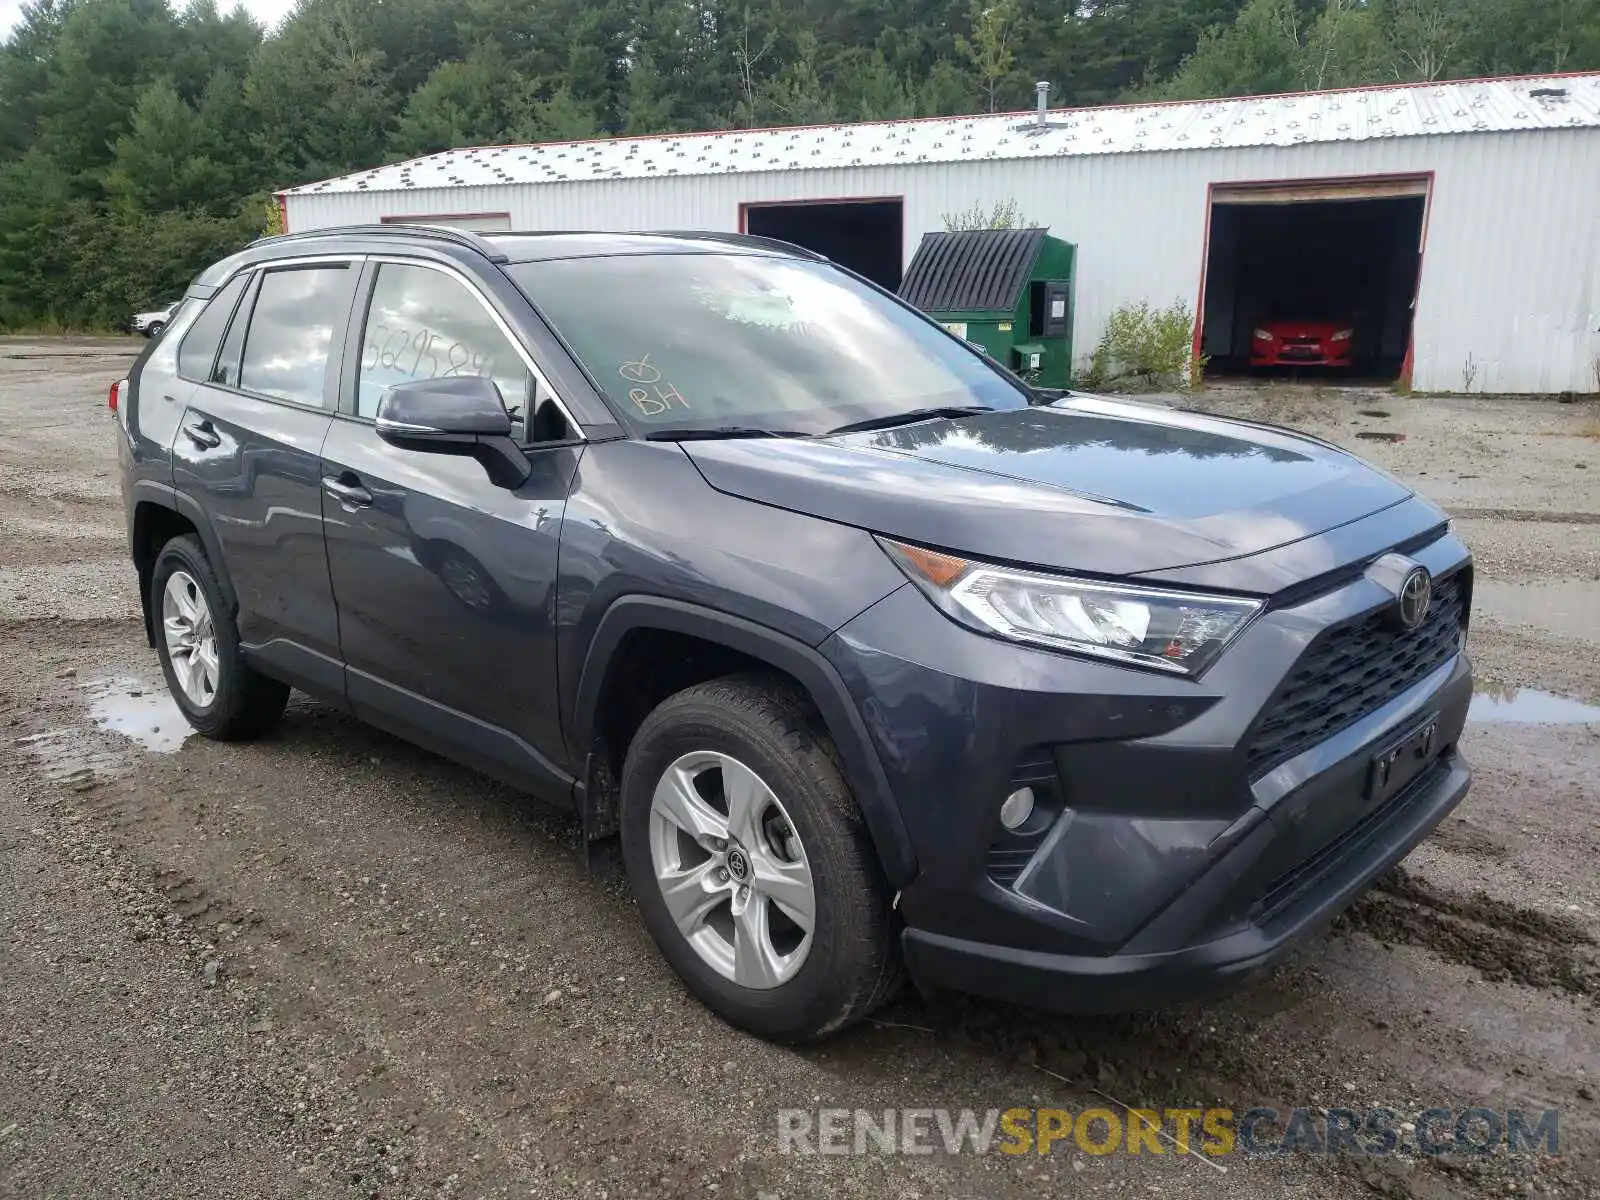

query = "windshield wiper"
[[824, 406, 993, 437], [643, 426, 809, 442]]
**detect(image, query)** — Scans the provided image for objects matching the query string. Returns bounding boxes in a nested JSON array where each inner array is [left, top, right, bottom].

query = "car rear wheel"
[[619, 675, 901, 1041], [151, 534, 288, 740]]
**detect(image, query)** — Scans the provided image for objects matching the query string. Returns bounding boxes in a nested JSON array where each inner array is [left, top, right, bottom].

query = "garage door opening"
[[741, 199, 904, 290], [1199, 179, 1428, 382]]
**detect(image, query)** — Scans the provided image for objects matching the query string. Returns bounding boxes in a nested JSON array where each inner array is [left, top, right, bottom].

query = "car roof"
[[190, 226, 816, 294]]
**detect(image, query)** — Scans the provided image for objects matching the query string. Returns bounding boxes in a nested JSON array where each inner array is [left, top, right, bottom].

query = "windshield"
[[509, 253, 1029, 435]]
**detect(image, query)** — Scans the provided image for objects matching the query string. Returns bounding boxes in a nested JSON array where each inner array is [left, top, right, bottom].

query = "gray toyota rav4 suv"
[[115, 224, 1473, 1041]]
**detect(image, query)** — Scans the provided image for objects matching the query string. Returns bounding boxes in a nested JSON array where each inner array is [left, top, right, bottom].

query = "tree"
[[106, 79, 230, 213], [956, 0, 1019, 113], [243, 0, 395, 183], [1302, 0, 1388, 91], [831, 49, 919, 121], [0, 0, 73, 160], [0, 151, 73, 325], [1385, 0, 1466, 81], [1155, 0, 1307, 100], [765, 31, 837, 125], [37, 0, 186, 186], [391, 48, 526, 156]]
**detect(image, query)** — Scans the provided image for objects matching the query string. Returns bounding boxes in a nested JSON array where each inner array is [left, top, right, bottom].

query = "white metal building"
[[280, 73, 1600, 394]]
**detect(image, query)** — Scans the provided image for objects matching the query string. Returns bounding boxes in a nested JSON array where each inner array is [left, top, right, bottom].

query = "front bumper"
[[1251, 346, 1353, 367], [902, 744, 1468, 1012], [823, 510, 1472, 1013]]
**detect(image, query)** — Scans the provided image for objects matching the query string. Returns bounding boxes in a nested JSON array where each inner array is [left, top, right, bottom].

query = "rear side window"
[[238, 265, 353, 408], [176, 275, 247, 383]]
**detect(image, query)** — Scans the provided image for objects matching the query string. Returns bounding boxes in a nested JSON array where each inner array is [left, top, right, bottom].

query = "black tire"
[[144, 321, 165, 339], [150, 534, 288, 740], [620, 674, 902, 1041]]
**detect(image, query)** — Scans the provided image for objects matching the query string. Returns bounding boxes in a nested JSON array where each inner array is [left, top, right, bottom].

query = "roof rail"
[[249, 223, 509, 263], [645, 230, 829, 261]]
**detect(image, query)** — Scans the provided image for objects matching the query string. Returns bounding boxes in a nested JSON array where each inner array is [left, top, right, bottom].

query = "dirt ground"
[[0, 341, 1596, 1200]]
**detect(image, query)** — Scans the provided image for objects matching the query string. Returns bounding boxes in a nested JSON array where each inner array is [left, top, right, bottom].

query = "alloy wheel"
[[647, 750, 816, 989], [162, 569, 219, 707]]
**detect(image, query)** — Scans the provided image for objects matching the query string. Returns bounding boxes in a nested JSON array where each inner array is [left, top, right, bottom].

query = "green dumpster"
[[899, 227, 1076, 388]]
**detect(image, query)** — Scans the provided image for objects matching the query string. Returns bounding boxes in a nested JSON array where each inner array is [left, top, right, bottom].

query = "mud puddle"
[[15, 675, 187, 788], [1468, 685, 1600, 724], [84, 675, 188, 751]]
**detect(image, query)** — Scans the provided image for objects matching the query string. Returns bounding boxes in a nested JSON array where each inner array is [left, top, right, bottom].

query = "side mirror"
[[375, 377, 530, 488]]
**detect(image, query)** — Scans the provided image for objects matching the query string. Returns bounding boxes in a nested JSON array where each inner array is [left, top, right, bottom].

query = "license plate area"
[[1367, 714, 1441, 804]]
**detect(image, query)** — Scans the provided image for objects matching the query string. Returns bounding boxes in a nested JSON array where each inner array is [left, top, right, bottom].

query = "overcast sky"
[[0, 0, 299, 37]]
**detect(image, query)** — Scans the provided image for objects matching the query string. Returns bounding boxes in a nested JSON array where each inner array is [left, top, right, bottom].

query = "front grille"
[[1246, 570, 1467, 778]]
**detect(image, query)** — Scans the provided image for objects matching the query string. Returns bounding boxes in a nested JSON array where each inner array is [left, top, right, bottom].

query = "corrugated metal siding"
[[285, 128, 1600, 394]]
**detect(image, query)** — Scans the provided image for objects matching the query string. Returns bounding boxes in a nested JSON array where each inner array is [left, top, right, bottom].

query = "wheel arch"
[[571, 596, 917, 889], [129, 482, 238, 647]]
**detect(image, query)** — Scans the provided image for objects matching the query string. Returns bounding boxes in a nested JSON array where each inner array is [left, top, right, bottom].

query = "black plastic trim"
[[127, 480, 239, 642], [571, 595, 918, 887], [347, 667, 576, 808]]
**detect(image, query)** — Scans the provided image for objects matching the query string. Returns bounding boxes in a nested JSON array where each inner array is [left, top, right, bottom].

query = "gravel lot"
[[1, 341, 1597, 1199]]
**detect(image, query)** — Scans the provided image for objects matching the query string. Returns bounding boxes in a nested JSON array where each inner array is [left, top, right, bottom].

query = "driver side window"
[[357, 263, 540, 438]]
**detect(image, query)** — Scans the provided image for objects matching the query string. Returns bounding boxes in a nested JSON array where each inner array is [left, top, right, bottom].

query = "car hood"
[[681, 396, 1413, 582], [134, 310, 169, 321]]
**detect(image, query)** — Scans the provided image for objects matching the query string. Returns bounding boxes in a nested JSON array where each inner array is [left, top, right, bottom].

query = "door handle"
[[322, 474, 373, 507], [181, 418, 221, 449]]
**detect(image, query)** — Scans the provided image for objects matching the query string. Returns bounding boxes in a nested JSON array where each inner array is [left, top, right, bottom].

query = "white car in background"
[[128, 302, 177, 338]]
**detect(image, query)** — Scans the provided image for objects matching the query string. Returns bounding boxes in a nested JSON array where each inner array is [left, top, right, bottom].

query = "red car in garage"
[[1251, 319, 1354, 368]]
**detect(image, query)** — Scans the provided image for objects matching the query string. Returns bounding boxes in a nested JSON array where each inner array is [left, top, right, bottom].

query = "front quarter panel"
[[555, 439, 906, 730]]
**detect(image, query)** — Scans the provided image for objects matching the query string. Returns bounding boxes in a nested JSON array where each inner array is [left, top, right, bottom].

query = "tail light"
[[108, 379, 124, 413]]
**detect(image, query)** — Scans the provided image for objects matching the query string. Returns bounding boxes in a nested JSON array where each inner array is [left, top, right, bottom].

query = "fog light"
[[999, 786, 1035, 831]]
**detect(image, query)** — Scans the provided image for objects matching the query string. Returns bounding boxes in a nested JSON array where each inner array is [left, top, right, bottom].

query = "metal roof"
[[285, 74, 1600, 197], [900, 228, 1046, 312]]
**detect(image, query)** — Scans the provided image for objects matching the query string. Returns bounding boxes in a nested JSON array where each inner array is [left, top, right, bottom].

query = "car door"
[[169, 258, 360, 699], [319, 257, 584, 796]]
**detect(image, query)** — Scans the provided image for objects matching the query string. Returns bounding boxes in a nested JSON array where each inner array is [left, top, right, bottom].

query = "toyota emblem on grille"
[[1394, 566, 1432, 631]]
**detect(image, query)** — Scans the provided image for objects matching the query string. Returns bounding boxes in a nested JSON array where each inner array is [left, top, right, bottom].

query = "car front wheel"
[[620, 675, 901, 1042], [144, 321, 165, 338]]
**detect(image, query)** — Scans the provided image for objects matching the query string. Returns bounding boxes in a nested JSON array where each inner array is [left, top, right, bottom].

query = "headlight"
[[1253, 328, 1273, 341], [880, 539, 1263, 676], [1331, 328, 1354, 341]]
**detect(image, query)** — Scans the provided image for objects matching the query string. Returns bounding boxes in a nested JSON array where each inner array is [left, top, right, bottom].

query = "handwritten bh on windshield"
[[619, 355, 690, 417]]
